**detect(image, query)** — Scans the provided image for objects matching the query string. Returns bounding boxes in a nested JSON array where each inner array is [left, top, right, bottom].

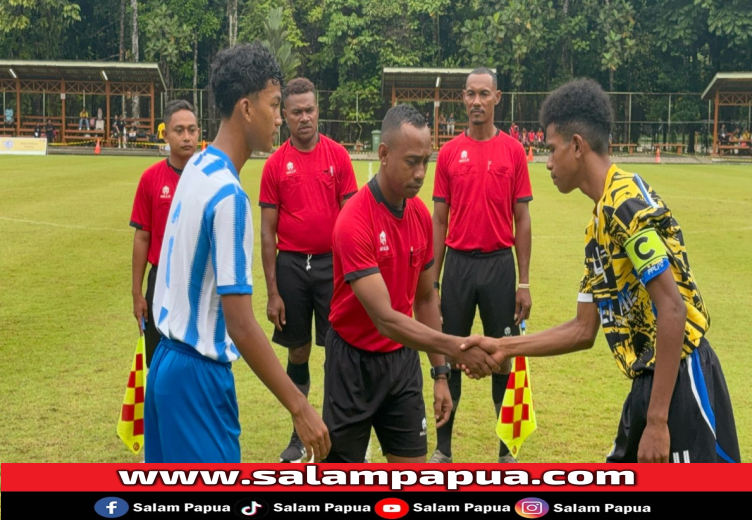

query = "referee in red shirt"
[[130, 100, 199, 366], [259, 78, 358, 463], [430, 68, 533, 463], [324, 104, 500, 463]]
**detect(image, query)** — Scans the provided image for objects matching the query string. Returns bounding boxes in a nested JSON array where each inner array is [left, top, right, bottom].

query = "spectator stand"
[[702, 72, 752, 157], [382, 67, 491, 150], [0, 60, 165, 147]]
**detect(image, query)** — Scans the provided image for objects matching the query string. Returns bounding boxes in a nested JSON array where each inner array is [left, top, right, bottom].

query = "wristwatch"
[[430, 363, 452, 380], [433, 281, 441, 290]]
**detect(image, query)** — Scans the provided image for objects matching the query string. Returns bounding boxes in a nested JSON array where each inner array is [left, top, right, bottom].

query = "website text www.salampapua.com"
[[118, 467, 635, 491]]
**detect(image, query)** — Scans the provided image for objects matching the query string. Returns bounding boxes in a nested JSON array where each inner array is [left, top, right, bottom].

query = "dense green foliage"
[[2, 1, 750, 94]]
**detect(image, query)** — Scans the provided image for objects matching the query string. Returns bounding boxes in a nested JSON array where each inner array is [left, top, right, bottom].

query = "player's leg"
[[375, 347, 429, 463], [431, 248, 477, 462], [273, 251, 315, 462], [667, 340, 740, 463], [322, 328, 377, 463], [146, 338, 241, 463], [605, 382, 643, 463], [144, 337, 168, 463], [477, 249, 519, 461], [312, 253, 334, 349], [143, 264, 161, 368]]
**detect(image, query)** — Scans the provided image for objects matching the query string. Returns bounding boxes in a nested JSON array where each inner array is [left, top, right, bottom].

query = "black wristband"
[[433, 281, 440, 290]]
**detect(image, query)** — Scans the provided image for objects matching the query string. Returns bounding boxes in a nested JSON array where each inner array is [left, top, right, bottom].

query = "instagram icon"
[[515, 498, 550, 518]]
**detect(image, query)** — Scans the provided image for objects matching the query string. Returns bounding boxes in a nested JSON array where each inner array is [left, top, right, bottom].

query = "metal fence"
[[160, 89, 752, 154]]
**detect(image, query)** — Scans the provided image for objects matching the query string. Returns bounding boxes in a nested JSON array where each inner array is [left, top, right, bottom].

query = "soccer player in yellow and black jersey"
[[462, 78, 740, 463]]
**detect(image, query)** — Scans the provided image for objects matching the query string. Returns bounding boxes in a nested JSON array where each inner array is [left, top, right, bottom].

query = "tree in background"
[[0, 0, 81, 59], [142, 3, 192, 98], [130, 0, 140, 120], [260, 7, 301, 82]]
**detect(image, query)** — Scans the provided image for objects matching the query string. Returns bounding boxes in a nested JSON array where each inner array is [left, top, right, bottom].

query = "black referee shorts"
[[272, 251, 333, 349], [144, 264, 162, 368], [322, 328, 428, 462], [607, 339, 740, 463], [441, 247, 519, 342]]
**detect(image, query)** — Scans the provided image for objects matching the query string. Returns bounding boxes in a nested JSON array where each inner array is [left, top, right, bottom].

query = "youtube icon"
[[375, 498, 410, 519]]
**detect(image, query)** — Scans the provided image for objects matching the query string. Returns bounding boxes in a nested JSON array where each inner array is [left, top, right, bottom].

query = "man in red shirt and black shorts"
[[430, 68, 533, 463], [324, 104, 501, 463], [259, 78, 358, 463], [130, 100, 199, 367]]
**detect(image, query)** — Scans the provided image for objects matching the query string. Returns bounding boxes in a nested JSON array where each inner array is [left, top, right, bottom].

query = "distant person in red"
[[430, 67, 533, 463], [323, 104, 500, 463], [259, 78, 358, 463], [130, 100, 199, 367], [509, 122, 519, 141]]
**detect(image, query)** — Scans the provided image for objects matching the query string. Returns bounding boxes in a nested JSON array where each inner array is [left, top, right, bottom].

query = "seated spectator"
[[79, 108, 90, 130], [447, 113, 455, 135], [45, 119, 55, 144], [439, 114, 447, 134], [128, 123, 138, 147], [4, 108, 13, 126], [34, 123, 42, 138]]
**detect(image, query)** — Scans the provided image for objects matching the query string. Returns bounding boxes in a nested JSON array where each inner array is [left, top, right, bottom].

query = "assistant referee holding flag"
[[430, 67, 533, 463]]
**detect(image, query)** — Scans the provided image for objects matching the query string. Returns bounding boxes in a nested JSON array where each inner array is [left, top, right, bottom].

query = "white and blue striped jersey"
[[153, 146, 253, 362]]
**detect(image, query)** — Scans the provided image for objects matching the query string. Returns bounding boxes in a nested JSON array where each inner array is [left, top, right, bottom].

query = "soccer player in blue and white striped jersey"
[[146, 42, 330, 463]]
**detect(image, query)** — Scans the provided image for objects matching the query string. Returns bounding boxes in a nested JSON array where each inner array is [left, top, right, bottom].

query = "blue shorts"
[[144, 337, 241, 462]]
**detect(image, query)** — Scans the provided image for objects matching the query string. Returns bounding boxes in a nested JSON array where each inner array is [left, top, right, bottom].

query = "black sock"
[[286, 360, 310, 398], [492, 372, 511, 456], [436, 369, 463, 457]]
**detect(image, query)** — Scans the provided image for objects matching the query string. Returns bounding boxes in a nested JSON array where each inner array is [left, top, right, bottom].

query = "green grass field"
[[0, 155, 749, 463]]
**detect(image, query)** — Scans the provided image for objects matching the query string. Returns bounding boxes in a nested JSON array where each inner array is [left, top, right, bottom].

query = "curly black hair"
[[209, 42, 283, 119], [283, 77, 315, 101], [381, 104, 426, 145], [539, 78, 613, 155]]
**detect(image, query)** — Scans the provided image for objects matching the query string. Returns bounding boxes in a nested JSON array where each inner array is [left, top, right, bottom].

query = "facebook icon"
[[94, 497, 129, 518]]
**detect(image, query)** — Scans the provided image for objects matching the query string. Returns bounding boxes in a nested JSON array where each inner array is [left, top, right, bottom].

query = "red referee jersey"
[[433, 130, 533, 252], [129, 159, 182, 266], [330, 177, 434, 353], [259, 134, 358, 254]]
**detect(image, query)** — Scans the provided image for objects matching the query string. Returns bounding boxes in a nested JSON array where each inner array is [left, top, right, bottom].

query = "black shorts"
[[144, 264, 162, 368], [272, 251, 334, 348], [607, 339, 740, 463], [441, 247, 519, 340], [322, 328, 427, 462]]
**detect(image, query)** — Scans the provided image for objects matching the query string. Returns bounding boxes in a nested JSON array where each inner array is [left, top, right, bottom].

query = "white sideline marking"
[[0, 216, 130, 233]]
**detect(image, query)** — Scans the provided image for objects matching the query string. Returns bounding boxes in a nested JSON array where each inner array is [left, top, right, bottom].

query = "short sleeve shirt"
[[129, 159, 182, 266], [152, 146, 254, 362], [578, 164, 709, 379], [259, 134, 358, 254], [329, 177, 434, 353], [433, 130, 533, 252]]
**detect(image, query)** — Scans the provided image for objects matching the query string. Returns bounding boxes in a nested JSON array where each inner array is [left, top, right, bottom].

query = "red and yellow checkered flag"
[[496, 355, 537, 458], [117, 335, 146, 454]]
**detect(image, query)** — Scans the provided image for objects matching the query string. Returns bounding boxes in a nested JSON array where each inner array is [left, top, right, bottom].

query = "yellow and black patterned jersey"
[[578, 164, 709, 379]]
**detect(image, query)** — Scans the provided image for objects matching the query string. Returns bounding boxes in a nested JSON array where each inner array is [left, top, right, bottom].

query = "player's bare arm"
[[221, 293, 331, 461], [414, 267, 452, 427], [460, 300, 601, 378], [260, 206, 285, 331], [638, 268, 686, 463], [513, 201, 532, 325], [131, 229, 151, 334], [350, 272, 500, 378]]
